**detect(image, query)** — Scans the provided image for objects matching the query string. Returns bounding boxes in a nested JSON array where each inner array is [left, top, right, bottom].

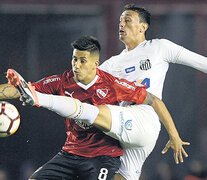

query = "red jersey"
[[32, 68, 147, 157]]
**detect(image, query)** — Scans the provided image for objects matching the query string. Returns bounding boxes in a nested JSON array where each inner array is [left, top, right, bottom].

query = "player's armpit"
[[0, 83, 19, 99]]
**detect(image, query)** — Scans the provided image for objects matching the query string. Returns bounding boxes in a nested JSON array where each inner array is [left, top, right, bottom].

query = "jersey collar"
[[75, 75, 99, 90], [122, 40, 147, 53]]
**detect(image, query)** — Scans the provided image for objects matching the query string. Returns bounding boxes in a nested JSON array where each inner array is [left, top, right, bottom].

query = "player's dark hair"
[[71, 35, 101, 55], [124, 4, 151, 26]]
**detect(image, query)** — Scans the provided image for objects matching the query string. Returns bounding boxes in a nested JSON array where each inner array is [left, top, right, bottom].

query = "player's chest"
[[59, 83, 116, 105], [110, 53, 163, 79]]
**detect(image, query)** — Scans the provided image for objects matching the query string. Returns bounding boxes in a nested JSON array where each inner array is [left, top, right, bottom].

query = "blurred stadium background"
[[0, 0, 206, 179]]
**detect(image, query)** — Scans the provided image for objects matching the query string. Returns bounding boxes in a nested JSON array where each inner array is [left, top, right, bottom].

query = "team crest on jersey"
[[96, 89, 108, 99], [140, 59, 151, 71]]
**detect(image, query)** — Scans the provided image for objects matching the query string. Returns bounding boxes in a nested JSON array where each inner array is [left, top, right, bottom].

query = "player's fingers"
[[179, 150, 183, 163], [181, 147, 188, 157], [161, 146, 169, 154], [183, 141, 190, 146], [174, 152, 179, 164]]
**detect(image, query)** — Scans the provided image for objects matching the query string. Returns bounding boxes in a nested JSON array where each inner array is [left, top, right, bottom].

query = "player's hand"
[[161, 136, 190, 164]]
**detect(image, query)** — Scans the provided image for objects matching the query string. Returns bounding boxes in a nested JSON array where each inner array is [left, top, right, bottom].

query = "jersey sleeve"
[[160, 39, 184, 63], [32, 75, 62, 94], [175, 47, 207, 73], [160, 39, 207, 73], [111, 78, 147, 104]]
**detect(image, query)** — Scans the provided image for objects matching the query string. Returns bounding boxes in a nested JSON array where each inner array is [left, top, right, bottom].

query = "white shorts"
[[105, 104, 161, 180]]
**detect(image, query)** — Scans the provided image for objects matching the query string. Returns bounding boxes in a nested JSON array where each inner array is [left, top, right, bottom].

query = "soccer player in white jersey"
[[7, 36, 189, 180], [100, 4, 207, 100], [98, 4, 207, 179]]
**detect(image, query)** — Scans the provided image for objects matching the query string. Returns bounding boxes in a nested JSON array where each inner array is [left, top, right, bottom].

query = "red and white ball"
[[0, 101, 20, 137]]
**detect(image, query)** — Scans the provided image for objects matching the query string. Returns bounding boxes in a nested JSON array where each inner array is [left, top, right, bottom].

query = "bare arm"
[[0, 83, 20, 99], [143, 92, 190, 164]]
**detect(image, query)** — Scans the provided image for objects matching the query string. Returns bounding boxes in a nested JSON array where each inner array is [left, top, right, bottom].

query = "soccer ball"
[[0, 101, 20, 137]]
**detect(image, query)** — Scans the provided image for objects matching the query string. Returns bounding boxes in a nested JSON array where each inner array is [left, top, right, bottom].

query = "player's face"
[[72, 49, 99, 85], [119, 10, 143, 43]]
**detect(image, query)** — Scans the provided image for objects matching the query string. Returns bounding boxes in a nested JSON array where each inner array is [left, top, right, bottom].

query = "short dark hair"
[[71, 35, 101, 54], [124, 4, 151, 26]]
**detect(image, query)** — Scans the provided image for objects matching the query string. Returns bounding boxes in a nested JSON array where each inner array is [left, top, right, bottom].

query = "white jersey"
[[100, 38, 207, 99], [99, 38, 207, 179]]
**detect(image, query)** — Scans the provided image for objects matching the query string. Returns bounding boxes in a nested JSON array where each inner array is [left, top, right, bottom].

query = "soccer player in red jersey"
[[2, 37, 122, 180], [5, 36, 189, 180]]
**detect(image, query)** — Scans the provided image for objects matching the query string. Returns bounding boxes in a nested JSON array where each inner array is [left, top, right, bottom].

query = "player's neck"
[[125, 36, 146, 51], [79, 71, 97, 85]]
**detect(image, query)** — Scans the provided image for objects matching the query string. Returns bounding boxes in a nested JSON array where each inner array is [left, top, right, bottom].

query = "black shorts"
[[30, 150, 121, 180]]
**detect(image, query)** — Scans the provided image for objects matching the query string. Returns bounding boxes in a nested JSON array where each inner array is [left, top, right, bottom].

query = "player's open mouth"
[[119, 30, 125, 35]]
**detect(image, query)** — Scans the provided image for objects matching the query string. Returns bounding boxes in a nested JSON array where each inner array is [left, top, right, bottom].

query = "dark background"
[[0, 0, 207, 179]]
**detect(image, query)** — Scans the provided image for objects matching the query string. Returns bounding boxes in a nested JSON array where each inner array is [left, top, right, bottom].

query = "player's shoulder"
[[146, 38, 172, 45], [147, 39, 182, 52], [97, 68, 116, 82], [152, 38, 180, 47], [35, 70, 71, 85]]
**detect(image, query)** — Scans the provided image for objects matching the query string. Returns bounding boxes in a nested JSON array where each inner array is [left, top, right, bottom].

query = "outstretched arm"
[[176, 48, 207, 74], [0, 83, 19, 99], [143, 92, 190, 164]]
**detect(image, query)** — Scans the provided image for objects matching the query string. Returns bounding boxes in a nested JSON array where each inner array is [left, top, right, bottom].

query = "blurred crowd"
[[1, 159, 207, 180]]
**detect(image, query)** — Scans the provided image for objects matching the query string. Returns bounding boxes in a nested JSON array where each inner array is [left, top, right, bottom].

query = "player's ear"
[[140, 23, 149, 33], [95, 59, 99, 67]]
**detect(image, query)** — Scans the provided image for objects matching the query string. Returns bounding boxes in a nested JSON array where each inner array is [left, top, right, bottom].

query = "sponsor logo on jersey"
[[140, 59, 151, 71], [43, 77, 60, 85], [96, 89, 108, 99], [125, 120, 132, 130], [125, 66, 135, 73], [118, 111, 124, 137], [65, 91, 74, 97], [115, 79, 135, 91]]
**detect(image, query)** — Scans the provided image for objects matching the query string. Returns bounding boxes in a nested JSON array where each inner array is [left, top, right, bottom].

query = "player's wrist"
[[169, 133, 180, 141]]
